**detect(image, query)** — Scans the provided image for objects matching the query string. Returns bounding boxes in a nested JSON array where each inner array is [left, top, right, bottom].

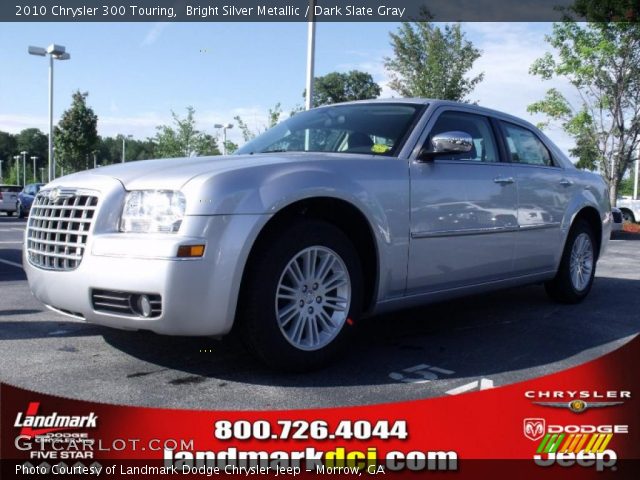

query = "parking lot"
[[1, 213, 639, 410]]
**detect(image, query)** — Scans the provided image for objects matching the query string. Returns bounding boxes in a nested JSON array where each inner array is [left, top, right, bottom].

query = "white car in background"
[[0, 185, 21, 216], [611, 208, 623, 233], [617, 197, 640, 223]]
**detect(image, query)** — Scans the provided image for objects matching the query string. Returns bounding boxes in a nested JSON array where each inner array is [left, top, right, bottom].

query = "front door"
[[407, 109, 518, 294]]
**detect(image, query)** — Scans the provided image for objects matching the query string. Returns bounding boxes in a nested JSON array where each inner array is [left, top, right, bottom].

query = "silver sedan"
[[24, 99, 611, 370]]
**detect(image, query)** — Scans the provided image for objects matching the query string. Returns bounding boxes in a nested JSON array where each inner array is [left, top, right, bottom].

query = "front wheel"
[[238, 220, 363, 371], [545, 220, 596, 304], [17, 203, 24, 219]]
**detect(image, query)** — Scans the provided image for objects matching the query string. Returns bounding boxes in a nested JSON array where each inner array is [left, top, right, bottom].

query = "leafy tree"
[[305, 71, 381, 107], [54, 91, 99, 173], [234, 103, 284, 142], [154, 107, 220, 158], [384, 22, 483, 101], [16, 128, 48, 176], [0, 131, 18, 171], [527, 21, 640, 205]]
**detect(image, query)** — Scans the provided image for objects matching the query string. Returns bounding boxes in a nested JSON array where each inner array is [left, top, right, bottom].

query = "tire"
[[17, 203, 24, 219], [621, 209, 635, 223], [545, 220, 597, 304], [238, 220, 363, 371]]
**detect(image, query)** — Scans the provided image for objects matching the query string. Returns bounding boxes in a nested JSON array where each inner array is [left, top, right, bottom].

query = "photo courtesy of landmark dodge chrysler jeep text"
[[24, 100, 611, 370]]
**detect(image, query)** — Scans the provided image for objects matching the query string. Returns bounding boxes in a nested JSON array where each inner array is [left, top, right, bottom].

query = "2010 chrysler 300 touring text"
[[24, 100, 611, 370]]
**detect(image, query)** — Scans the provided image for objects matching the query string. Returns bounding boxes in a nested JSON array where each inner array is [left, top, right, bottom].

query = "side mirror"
[[418, 131, 473, 161]]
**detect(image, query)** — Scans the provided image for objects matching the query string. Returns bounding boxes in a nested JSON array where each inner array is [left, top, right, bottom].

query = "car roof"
[[324, 98, 540, 132]]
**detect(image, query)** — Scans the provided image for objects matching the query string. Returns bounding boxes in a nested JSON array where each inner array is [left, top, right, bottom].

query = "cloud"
[[141, 22, 170, 46]]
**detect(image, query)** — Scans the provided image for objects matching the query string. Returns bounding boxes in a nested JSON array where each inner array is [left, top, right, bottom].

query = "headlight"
[[120, 190, 186, 233]]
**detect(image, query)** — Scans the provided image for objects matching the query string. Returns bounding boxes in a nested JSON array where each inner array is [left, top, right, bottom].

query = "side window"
[[425, 111, 499, 162], [500, 122, 553, 166]]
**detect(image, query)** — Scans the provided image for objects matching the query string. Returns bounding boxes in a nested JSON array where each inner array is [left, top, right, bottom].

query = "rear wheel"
[[238, 220, 363, 371], [621, 209, 635, 223], [545, 220, 596, 304]]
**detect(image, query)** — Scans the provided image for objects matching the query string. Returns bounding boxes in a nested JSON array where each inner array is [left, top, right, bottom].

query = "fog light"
[[137, 295, 152, 318]]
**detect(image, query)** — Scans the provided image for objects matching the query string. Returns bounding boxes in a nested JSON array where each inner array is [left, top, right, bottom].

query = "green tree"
[[527, 21, 640, 205], [54, 91, 99, 173], [305, 71, 381, 107], [384, 22, 484, 101], [234, 103, 284, 142], [16, 128, 48, 176], [154, 107, 220, 158], [0, 132, 18, 175]]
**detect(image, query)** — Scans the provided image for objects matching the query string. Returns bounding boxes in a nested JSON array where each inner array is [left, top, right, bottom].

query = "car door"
[[407, 109, 518, 294], [498, 121, 574, 274]]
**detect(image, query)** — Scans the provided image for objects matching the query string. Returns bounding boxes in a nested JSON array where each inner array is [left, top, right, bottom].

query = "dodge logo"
[[524, 418, 546, 441]]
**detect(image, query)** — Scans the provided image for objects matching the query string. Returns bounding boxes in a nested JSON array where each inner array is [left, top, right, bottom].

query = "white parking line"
[[0, 241, 23, 244], [0, 258, 23, 269]]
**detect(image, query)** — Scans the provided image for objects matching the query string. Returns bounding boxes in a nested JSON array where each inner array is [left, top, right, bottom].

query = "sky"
[[0, 21, 576, 152]]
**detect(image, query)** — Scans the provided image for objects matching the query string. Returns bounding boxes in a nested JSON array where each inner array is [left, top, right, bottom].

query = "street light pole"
[[305, 0, 316, 111], [31, 156, 38, 182], [29, 44, 70, 183], [634, 149, 639, 200], [214, 124, 234, 155], [20, 151, 28, 186], [121, 134, 132, 163], [13, 155, 20, 185], [40, 167, 44, 183], [0, 160, 3, 182]]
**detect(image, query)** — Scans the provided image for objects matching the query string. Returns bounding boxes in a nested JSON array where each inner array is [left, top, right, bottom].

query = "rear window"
[[0, 186, 21, 193]]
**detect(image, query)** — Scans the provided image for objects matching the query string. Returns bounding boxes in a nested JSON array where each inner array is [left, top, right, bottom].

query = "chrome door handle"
[[559, 179, 573, 187], [493, 177, 514, 185]]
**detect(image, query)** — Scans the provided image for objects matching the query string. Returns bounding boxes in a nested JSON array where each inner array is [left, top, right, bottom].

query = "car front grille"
[[92, 289, 162, 318], [26, 189, 99, 271]]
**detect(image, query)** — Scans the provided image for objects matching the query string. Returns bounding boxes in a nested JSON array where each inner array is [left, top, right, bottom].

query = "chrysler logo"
[[524, 418, 546, 441], [44, 188, 74, 203], [49, 188, 61, 203]]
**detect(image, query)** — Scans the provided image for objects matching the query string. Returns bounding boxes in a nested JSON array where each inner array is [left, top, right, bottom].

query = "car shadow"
[[101, 275, 640, 387], [612, 231, 640, 241], [0, 319, 105, 340]]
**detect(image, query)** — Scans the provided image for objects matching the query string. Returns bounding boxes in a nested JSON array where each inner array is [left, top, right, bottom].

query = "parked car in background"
[[24, 100, 611, 370], [611, 207, 623, 234], [0, 185, 21, 216], [617, 197, 640, 223], [17, 183, 45, 218]]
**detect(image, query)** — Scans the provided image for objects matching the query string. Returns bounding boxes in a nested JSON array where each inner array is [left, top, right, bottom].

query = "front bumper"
[[25, 202, 269, 336]]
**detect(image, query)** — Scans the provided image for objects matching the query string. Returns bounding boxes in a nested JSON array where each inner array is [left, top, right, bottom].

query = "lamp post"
[[13, 155, 20, 185], [0, 160, 3, 182], [28, 43, 71, 183], [305, 0, 316, 111], [20, 151, 28, 186], [214, 124, 234, 155], [121, 134, 133, 163], [40, 167, 44, 183], [31, 156, 38, 182]]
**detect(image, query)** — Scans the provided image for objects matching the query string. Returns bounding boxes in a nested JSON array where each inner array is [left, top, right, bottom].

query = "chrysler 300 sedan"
[[24, 100, 611, 370]]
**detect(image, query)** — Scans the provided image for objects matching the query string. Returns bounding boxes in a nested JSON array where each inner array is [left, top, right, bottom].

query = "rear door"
[[407, 108, 518, 294], [498, 121, 575, 274]]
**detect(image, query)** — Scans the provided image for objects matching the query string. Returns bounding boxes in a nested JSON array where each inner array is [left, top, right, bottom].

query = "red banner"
[[2, 336, 639, 478]]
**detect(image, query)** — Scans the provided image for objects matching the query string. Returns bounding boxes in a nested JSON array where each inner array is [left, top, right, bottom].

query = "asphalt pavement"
[[1, 213, 638, 410]]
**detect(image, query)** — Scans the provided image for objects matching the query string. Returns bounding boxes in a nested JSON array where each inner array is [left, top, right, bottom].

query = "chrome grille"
[[92, 289, 162, 318], [26, 189, 99, 270]]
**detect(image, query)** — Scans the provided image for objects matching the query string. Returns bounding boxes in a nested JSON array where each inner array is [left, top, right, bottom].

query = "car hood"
[[49, 153, 315, 191]]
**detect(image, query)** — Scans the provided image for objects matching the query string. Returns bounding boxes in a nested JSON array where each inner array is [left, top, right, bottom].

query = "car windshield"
[[1, 186, 21, 193], [236, 103, 422, 157]]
